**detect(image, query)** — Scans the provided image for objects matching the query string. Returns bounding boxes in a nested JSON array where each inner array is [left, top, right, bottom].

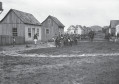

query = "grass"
[[1, 42, 119, 84], [0, 56, 119, 84]]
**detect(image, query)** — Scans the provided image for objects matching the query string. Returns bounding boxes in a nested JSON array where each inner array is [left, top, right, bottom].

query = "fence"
[[0, 35, 25, 46]]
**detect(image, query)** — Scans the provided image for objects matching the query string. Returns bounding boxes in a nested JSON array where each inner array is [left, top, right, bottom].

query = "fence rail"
[[0, 35, 25, 46]]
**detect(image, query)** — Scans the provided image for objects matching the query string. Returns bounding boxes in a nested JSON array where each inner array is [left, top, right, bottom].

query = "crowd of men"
[[54, 30, 95, 47], [55, 34, 78, 47]]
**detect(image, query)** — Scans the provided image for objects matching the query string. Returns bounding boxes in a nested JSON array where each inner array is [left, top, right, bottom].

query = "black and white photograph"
[[0, 0, 119, 84]]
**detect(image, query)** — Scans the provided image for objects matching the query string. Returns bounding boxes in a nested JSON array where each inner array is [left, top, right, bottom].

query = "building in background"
[[67, 25, 76, 34], [41, 15, 65, 41], [109, 20, 119, 36], [0, 9, 41, 45], [67, 25, 91, 35], [75, 25, 85, 35]]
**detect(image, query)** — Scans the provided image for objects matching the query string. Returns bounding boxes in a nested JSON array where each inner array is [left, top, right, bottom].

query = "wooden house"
[[0, 9, 41, 45], [41, 15, 65, 41]]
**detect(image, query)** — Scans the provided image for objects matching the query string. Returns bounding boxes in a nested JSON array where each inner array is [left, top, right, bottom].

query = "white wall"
[[116, 25, 119, 36], [109, 28, 111, 34], [25, 24, 41, 41], [77, 28, 82, 35]]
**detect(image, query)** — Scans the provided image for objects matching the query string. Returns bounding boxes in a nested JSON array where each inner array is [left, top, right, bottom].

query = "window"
[[46, 29, 49, 34], [37, 28, 39, 36], [12, 28, 17, 36], [48, 19, 51, 24], [28, 28, 31, 38]]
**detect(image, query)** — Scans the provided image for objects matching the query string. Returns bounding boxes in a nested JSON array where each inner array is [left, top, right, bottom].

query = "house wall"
[[0, 10, 25, 37], [25, 24, 41, 41], [0, 24, 25, 36], [59, 28, 64, 35], [67, 26, 75, 34], [77, 28, 82, 35], [67, 29, 75, 34], [42, 17, 60, 41], [0, 23, 25, 45], [0, 10, 26, 45]]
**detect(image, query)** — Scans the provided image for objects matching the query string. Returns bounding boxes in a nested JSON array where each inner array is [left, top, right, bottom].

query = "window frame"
[[12, 28, 17, 36], [28, 28, 31, 38], [37, 28, 39, 36], [46, 29, 50, 34]]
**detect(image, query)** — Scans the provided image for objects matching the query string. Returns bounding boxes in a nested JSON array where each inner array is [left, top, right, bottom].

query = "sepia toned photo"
[[0, 0, 119, 84]]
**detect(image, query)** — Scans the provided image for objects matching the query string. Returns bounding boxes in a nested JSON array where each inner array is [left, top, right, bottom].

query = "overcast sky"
[[1, 0, 119, 30]]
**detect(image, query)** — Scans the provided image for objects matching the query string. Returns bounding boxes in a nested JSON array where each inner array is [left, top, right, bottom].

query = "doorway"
[[32, 28, 35, 39]]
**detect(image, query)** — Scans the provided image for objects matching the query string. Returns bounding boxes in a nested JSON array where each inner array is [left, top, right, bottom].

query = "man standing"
[[34, 34, 38, 46], [89, 30, 95, 41]]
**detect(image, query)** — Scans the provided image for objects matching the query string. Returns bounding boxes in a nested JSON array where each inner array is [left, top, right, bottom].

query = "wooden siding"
[[0, 35, 25, 46], [0, 10, 25, 45], [0, 10, 25, 37], [1, 10, 23, 24], [0, 24, 25, 37], [42, 17, 63, 41]]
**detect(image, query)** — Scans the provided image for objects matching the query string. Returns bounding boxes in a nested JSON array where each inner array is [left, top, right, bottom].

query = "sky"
[[0, 0, 119, 31]]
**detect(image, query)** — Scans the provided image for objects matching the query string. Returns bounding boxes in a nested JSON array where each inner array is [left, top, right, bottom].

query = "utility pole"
[[0, 2, 3, 14]]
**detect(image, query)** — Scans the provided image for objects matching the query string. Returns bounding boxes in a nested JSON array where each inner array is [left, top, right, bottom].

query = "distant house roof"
[[1, 9, 41, 26], [110, 20, 119, 28], [67, 25, 75, 30], [42, 15, 65, 28], [75, 25, 84, 30]]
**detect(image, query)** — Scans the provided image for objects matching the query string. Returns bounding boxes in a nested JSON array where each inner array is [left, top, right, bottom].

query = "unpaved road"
[[1, 42, 119, 84], [0, 55, 119, 84]]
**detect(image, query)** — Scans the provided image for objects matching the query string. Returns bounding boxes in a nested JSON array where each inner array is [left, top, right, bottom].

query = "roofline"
[[41, 16, 50, 24], [41, 15, 65, 28], [110, 20, 119, 22], [0, 9, 24, 23], [1, 9, 41, 25], [49, 15, 65, 27], [12, 9, 41, 25], [24, 23, 42, 26], [12, 9, 25, 24], [0, 9, 12, 23]]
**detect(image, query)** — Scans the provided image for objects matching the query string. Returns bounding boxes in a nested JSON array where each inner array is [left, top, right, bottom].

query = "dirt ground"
[[22, 42, 119, 55], [1, 42, 119, 84]]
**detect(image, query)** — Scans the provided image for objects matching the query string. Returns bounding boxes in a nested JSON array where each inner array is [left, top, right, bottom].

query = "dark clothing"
[[89, 31, 95, 41], [34, 34, 38, 40], [55, 37, 60, 47]]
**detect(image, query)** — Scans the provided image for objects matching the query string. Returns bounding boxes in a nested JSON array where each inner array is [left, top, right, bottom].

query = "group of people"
[[54, 31, 95, 47], [55, 34, 78, 47], [12, 31, 95, 47]]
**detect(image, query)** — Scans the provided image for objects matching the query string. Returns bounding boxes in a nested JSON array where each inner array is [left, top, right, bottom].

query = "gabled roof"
[[1, 9, 41, 26], [42, 15, 65, 28], [67, 25, 75, 30], [75, 25, 84, 30], [110, 20, 119, 28]]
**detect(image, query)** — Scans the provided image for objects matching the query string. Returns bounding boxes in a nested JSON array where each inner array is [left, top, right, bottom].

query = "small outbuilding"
[[41, 15, 65, 41]]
